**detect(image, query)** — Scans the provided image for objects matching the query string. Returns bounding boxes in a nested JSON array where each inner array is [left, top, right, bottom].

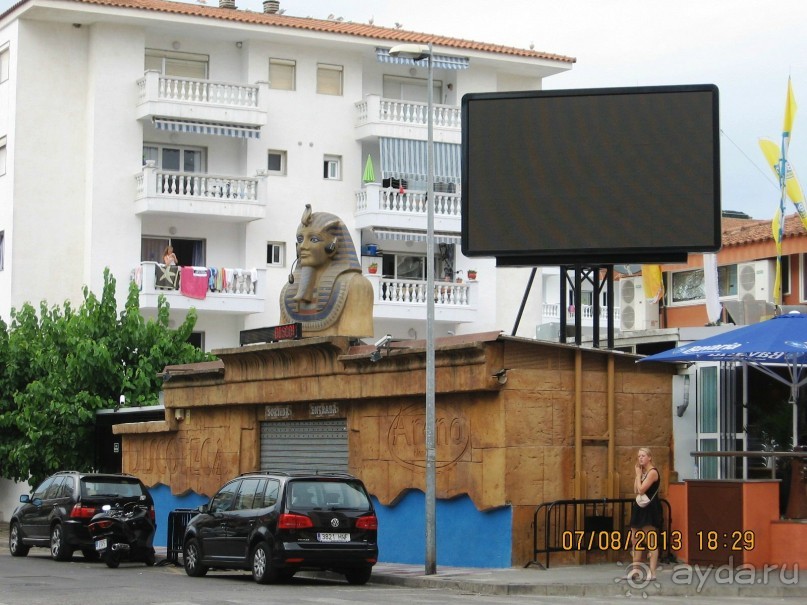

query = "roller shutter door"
[[260, 419, 348, 473]]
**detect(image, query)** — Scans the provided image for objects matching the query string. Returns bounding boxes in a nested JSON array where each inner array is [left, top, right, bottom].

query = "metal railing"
[[529, 497, 673, 569], [165, 508, 199, 564]]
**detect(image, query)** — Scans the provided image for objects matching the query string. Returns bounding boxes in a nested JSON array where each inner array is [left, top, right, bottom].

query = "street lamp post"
[[388, 42, 436, 575]]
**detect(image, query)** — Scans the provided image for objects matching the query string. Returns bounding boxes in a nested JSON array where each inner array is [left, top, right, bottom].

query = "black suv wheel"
[[183, 538, 208, 577], [8, 522, 30, 557], [345, 566, 373, 585], [251, 542, 278, 584], [50, 524, 73, 561]]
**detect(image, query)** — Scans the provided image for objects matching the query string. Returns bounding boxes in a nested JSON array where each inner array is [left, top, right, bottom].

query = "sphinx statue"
[[279, 204, 374, 337]]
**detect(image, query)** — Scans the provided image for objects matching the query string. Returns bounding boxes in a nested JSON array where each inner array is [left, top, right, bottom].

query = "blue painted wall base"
[[148, 484, 512, 568], [373, 490, 512, 568]]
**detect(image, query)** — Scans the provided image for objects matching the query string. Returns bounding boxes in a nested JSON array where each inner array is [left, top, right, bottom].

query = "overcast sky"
[[4, 0, 807, 219]]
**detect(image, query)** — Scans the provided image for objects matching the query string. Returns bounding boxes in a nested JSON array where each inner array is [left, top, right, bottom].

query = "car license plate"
[[317, 532, 350, 543], [95, 538, 108, 551]]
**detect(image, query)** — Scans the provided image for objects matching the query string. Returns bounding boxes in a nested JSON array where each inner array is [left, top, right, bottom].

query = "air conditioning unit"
[[619, 276, 659, 331], [737, 260, 774, 302]]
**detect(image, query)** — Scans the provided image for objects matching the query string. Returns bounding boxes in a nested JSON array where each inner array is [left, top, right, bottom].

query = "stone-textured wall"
[[116, 335, 674, 567]]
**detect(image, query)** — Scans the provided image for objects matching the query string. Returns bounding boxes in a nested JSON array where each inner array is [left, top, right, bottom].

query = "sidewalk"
[[2, 523, 804, 598], [364, 561, 807, 598]]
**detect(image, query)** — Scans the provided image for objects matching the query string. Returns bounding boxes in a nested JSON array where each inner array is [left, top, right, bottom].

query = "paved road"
[[0, 548, 800, 605]]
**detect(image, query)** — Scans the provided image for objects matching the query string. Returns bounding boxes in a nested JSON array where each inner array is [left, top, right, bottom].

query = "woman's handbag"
[[636, 493, 652, 508]]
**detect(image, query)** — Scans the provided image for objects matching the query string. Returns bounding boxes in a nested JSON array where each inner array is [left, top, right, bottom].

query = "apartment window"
[[0, 231, 4, 271], [383, 74, 443, 104], [0, 46, 9, 82], [323, 155, 341, 180], [0, 136, 6, 176], [141, 236, 206, 266], [267, 150, 287, 175], [381, 253, 426, 280], [269, 58, 295, 90], [143, 144, 205, 172], [145, 49, 208, 78], [188, 332, 205, 351], [267, 242, 285, 267], [317, 63, 343, 96], [669, 265, 738, 304]]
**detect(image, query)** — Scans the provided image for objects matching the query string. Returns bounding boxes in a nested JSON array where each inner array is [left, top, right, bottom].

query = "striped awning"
[[380, 138, 461, 184], [376, 48, 470, 70], [152, 118, 261, 139], [373, 228, 460, 245]]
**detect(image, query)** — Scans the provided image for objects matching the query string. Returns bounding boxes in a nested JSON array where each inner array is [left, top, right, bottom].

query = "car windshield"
[[80, 478, 144, 498], [288, 480, 371, 511]]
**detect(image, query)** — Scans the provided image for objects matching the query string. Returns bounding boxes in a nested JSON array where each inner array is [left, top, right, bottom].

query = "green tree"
[[0, 269, 213, 485]]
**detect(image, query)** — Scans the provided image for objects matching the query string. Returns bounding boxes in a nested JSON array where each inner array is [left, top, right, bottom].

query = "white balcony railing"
[[133, 262, 265, 315], [542, 302, 620, 324], [134, 164, 267, 222], [356, 183, 460, 217], [356, 94, 462, 129], [376, 278, 472, 306], [137, 72, 260, 109], [136, 71, 269, 128]]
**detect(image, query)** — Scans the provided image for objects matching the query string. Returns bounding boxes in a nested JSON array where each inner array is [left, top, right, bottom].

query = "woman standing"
[[628, 447, 662, 581]]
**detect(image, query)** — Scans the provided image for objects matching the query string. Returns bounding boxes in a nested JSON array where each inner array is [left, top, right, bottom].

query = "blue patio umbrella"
[[640, 312, 807, 446]]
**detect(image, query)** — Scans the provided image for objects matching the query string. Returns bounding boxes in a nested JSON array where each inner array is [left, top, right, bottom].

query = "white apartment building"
[[0, 0, 575, 351]]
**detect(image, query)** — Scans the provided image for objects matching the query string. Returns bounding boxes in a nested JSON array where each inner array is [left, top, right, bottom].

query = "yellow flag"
[[783, 77, 798, 153], [642, 265, 664, 304], [759, 138, 805, 204]]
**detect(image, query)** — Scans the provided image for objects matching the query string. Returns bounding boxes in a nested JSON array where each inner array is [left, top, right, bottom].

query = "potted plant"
[[467, 269, 477, 280], [368, 262, 378, 274]]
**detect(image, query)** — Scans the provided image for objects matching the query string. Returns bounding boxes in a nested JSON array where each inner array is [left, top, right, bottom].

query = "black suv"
[[8, 471, 154, 561], [183, 471, 378, 584]]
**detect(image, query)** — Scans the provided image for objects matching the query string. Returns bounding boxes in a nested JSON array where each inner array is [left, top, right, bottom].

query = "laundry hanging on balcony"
[[379, 138, 461, 185], [375, 48, 470, 70], [372, 228, 460, 245], [152, 117, 261, 139]]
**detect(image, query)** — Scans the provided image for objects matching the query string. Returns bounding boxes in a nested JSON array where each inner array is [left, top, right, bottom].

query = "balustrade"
[[355, 95, 462, 129], [137, 72, 260, 109], [377, 278, 471, 307], [136, 166, 259, 203], [356, 184, 461, 219]]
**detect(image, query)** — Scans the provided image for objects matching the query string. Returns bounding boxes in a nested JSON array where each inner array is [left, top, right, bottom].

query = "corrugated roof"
[[5, 0, 575, 63]]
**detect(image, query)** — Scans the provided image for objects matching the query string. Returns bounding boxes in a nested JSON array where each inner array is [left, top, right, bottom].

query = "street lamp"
[[388, 42, 436, 576]]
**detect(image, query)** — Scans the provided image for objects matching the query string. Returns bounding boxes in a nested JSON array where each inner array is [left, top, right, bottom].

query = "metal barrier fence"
[[528, 497, 673, 569], [166, 508, 199, 564]]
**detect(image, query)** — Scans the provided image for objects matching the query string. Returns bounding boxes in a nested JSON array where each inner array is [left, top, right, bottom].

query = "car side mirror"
[[19, 494, 30, 504], [197, 503, 209, 514]]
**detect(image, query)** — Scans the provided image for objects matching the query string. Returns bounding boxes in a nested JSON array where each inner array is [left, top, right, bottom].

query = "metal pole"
[[424, 43, 436, 576]]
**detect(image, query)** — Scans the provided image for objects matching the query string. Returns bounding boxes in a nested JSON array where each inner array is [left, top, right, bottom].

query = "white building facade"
[[0, 0, 575, 351]]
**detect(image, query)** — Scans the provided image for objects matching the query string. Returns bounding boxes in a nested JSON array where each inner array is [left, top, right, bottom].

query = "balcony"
[[355, 183, 460, 232], [135, 163, 267, 222], [134, 262, 265, 315], [136, 71, 269, 129], [367, 275, 478, 323], [354, 94, 461, 143], [542, 302, 620, 326]]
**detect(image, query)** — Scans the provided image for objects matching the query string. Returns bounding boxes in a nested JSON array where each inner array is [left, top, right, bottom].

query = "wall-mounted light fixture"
[[492, 369, 509, 385]]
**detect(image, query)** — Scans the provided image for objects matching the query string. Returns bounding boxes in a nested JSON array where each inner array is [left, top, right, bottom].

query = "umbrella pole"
[[743, 363, 749, 480]]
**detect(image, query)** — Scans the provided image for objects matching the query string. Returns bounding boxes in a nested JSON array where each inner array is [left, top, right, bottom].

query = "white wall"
[[0, 477, 28, 523]]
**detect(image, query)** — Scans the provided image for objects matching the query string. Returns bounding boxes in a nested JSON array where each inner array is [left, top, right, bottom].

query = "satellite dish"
[[614, 264, 642, 276]]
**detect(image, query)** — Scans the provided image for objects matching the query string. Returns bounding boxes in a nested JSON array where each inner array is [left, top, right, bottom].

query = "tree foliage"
[[0, 269, 213, 485]]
